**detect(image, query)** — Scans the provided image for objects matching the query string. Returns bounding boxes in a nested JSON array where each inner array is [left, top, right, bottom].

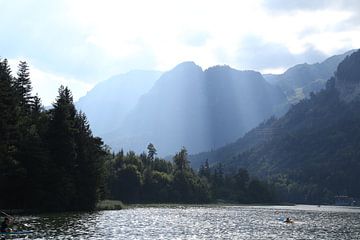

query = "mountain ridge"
[[190, 49, 360, 203], [264, 49, 357, 104], [76, 70, 162, 135], [103, 62, 287, 156], [77, 49, 357, 159]]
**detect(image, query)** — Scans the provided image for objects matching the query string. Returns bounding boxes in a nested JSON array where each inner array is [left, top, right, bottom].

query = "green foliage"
[[106, 145, 273, 204], [0, 58, 276, 209], [106, 146, 213, 204], [0, 60, 106, 211], [193, 50, 360, 204], [96, 200, 124, 210], [147, 143, 157, 160], [0, 58, 25, 208], [14, 61, 32, 111], [198, 164, 274, 204], [173, 147, 190, 172]]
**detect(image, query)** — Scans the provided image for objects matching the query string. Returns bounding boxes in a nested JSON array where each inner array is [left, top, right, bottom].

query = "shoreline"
[[4, 202, 360, 216]]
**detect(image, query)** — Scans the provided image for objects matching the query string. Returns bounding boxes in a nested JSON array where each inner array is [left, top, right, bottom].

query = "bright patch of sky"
[[1, 0, 359, 105]]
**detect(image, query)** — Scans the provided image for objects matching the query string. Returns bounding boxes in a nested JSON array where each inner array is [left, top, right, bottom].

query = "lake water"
[[7, 205, 360, 239]]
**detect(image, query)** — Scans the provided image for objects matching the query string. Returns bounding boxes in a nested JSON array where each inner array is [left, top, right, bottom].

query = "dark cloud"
[[235, 35, 327, 71]]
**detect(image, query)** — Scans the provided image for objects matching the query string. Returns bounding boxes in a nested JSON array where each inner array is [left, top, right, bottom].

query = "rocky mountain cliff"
[[76, 70, 162, 135], [103, 62, 287, 155], [190, 50, 360, 203]]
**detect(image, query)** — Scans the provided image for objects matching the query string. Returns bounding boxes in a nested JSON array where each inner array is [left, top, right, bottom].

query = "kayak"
[[277, 217, 294, 224], [0, 231, 33, 235], [284, 220, 294, 224]]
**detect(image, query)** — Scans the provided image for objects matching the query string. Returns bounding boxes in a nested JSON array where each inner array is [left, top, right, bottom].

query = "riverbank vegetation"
[[96, 200, 125, 210], [0, 58, 273, 212], [105, 147, 274, 204]]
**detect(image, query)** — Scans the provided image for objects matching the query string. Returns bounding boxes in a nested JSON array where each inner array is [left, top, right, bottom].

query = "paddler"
[[0, 217, 12, 233]]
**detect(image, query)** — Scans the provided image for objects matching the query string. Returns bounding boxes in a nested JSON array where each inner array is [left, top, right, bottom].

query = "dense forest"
[[0, 59, 106, 211], [0, 58, 273, 211], [191, 50, 360, 205], [3, 50, 360, 210], [106, 146, 273, 204]]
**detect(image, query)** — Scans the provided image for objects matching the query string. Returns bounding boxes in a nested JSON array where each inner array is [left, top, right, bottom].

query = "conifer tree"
[[147, 143, 157, 161], [46, 86, 77, 210], [14, 61, 32, 110], [0, 58, 27, 208], [73, 111, 106, 210]]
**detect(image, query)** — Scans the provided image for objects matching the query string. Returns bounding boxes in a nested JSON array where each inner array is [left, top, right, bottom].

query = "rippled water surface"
[[8, 205, 360, 239]]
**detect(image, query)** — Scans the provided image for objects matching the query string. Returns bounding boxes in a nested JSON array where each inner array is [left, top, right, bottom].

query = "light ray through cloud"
[[0, 0, 359, 104]]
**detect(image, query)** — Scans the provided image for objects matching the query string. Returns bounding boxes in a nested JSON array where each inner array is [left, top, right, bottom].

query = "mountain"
[[76, 70, 162, 135], [103, 62, 288, 156], [190, 50, 360, 204], [264, 49, 356, 104]]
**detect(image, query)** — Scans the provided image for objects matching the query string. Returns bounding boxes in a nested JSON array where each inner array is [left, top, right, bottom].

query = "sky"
[[1, 0, 360, 105]]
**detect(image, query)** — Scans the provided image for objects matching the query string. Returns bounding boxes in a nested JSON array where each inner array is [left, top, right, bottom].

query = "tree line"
[[105, 145, 274, 204], [0, 58, 274, 211], [0, 59, 106, 211]]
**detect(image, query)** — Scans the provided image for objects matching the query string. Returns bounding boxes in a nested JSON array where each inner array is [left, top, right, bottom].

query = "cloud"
[[1, 0, 360, 104], [29, 69, 93, 106], [7, 58, 93, 106], [0, 1, 86, 76], [262, 0, 360, 12], [234, 35, 327, 71], [180, 31, 210, 47], [0, 0, 159, 83]]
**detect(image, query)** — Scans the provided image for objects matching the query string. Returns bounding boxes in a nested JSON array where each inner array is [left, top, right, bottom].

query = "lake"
[[7, 205, 360, 239]]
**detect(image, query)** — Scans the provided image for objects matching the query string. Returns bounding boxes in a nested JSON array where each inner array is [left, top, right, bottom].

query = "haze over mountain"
[[264, 49, 356, 104], [102, 62, 287, 156], [76, 70, 161, 135], [77, 50, 355, 156], [190, 50, 360, 203]]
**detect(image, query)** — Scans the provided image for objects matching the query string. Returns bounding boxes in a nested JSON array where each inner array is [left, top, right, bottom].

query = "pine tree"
[[0, 59, 25, 208], [20, 93, 51, 209], [147, 143, 157, 161], [199, 159, 210, 179], [46, 86, 77, 210], [73, 111, 106, 210], [0, 58, 17, 150], [14, 61, 32, 111], [173, 147, 190, 172]]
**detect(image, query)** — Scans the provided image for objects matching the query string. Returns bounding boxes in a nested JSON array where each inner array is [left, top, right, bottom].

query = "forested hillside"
[[264, 49, 356, 104], [190, 50, 360, 204]]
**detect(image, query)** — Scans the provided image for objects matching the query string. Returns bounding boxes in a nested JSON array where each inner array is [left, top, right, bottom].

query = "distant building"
[[334, 195, 356, 206]]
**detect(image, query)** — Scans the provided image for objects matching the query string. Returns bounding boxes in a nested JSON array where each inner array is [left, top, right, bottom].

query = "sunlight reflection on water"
[[14, 205, 360, 240]]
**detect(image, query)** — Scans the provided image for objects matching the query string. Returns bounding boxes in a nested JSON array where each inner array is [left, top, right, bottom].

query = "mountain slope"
[[191, 50, 360, 203], [76, 70, 162, 135], [104, 62, 288, 156], [264, 49, 356, 104]]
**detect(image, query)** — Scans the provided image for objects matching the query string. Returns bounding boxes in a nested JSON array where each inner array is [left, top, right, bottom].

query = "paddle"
[[0, 210, 15, 220], [1, 210, 30, 230]]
